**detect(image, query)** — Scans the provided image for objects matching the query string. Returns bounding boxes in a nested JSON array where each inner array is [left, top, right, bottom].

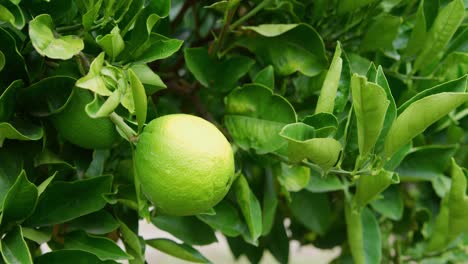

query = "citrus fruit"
[[51, 88, 120, 149], [134, 114, 235, 216]]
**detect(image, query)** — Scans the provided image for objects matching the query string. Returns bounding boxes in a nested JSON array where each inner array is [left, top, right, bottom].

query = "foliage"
[[0, 0, 467, 263]]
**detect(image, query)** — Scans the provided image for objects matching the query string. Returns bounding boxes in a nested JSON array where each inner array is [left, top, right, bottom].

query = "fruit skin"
[[51, 88, 120, 149], [135, 114, 235, 216]]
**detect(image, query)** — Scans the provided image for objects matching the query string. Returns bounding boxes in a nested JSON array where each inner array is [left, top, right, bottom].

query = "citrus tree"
[[0, 0, 467, 263]]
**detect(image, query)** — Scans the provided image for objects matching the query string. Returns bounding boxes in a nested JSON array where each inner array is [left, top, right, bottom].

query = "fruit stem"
[[109, 112, 139, 143]]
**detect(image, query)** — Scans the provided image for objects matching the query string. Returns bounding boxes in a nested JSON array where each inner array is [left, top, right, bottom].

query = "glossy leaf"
[[35, 250, 118, 264], [130, 64, 166, 95], [151, 216, 217, 246], [262, 169, 278, 236], [383, 91, 468, 159], [306, 172, 347, 193], [128, 69, 147, 133], [345, 205, 381, 264], [67, 210, 119, 235], [238, 24, 327, 76], [0, 80, 23, 121], [370, 185, 404, 220], [360, 15, 401, 52], [96, 26, 125, 60], [21, 227, 51, 244], [85, 90, 121, 118], [0, 28, 27, 89], [0, 148, 23, 211], [25, 176, 113, 227], [130, 34, 183, 64], [290, 191, 331, 235], [64, 231, 132, 261], [29, 14, 84, 60], [316, 42, 343, 114], [253, 65, 275, 90], [353, 170, 399, 209], [146, 238, 209, 263], [1, 225, 32, 264], [185, 47, 255, 92], [351, 74, 390, 157], [118, 220, 144, 264], [276, 163, 310, 192], [234, 174, 262, 244], [197, 200, 244, 237], [0, 2, 25, 29], [225, 84, 296, 154], [413, 0, 465, 74], [0, 171, 38, 226], [0, 120, 43, 147]]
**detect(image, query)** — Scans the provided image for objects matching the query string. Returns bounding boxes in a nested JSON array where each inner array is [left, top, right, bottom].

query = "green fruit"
[[135, 114, 235, 216], [51, 88, 120, 149]]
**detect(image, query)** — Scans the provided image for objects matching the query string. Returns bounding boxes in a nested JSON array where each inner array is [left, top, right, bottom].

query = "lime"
[[135, 114, 235, 216], [51, 88, 120, 149]]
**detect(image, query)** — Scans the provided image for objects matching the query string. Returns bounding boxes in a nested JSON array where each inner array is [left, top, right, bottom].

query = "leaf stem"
[[56, 24, 82, 33], [229, 0, 272, 30], [109, 112, 138, 144]]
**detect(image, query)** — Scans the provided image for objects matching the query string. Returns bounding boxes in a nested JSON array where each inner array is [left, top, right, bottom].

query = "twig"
[[229, 0, 272, 30], [109, 112, 138, 143]]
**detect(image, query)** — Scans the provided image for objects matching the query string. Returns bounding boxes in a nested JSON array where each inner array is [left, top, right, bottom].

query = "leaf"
[[413, 0, 465, 75], [76, 53, 112, 96], [338, 0, 376, 14], [280, 123, 342, 170], [131, 34, 183, 64], [0, 50, 4, 72], [0, 171, 38, 227], [234, 174, 262, 245], [25, 176, 113, 227], [64, 231, 132, 261], [184, 47, 255, 93], [396, 145, 457, 181], [383, 91, 468, 159], [0, 28, 27, 89], [370, 185, 404, 220], [151, 216, 217, 246], [118, 220, 144, 264], [306, 172, 347, 193], [85, 90, 121, 118], [224, 84, 296, 154], [426, 159, 468, 252], [0, 80, 23, 121], [290, 191, 332, 235], [265, 214, 289, 264], [197, 200, 244, 237], [262, 169, 278, 236], [34, 250, 118, 264], [302, 113, 338, 136], [353, 170, 399, 209], [21, 227, 51, 244], [0, 119, 43, 147], [351, 74, 390, 157], [96, 26, 125, 60], [253, 65, 275, 90], [316, 42, 343, 114], [345, 205, 382, 264], [238, 24, 327, 76], [276, 163, 310, 192], [360, 15, 401, 52], [0, 225, 32, 264], [29, 14, 84, 60], [67, 210, 119, 235], [405, 0, 430, 58], [128, 69, 147, 133], [0, 2, 25, 29], [129, 64, 166, 95], [146, 238, 209, 263], [20, 76, 75, 117]]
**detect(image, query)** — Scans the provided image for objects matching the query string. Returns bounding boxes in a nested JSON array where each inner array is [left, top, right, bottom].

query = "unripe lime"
[[51, 88, 120, 149], [134, 114, 235, 216]]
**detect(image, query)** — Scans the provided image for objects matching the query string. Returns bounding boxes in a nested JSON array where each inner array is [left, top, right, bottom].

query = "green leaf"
[[405, 0, 429, 58], [353, 170, 399, 209], [0, 225, 32, 264], [118, 220, 144, 264], [0, 28, 27, 89], [279, 123, 341, 170], [262, 169, 278, 236], [316, 42, 343, 114], [151, 216, 217, 246], [302, 113, 338, 137], [360, 15, 401, 52], [146, 238, 209, 263], [0, 2, 25, 29], [351, 74, 390, 157], [396, 145, 457, 181], [128, 69, 147, 133], [225, 84, 296, 154], [276, 163, 310, 192], [21, 227, 51, 244], [129, 64, 166, 95], [29, 14, 84, 60], [234, 174, 262, 245], [197, 200, 244, 237], [85, 90, 121, 118], [35, 250, 118, 264], [306, 172, 347, 193], [25, 176, 113, 227], [290, 191, 331, 235], [370, 185, 404, 221], [76, 53, 112, 96], [338, 0, 376, 14], [0, 119, 43, 147], [383, 91, 468, 159], [184, 47, 255, 93], [253, 65, 275, 90], [0, 171, 38, 227], [67, 210, 119, 235], [345, 205, 382, 264], [426, 159, 468, 252], [0, 80, 23, 121], [0, 51, 4, 72], [413, 0, 465, 75], [64, 231, 132, 261], [238, 24, 327, 76], [131, 34, 183, 64], [265, 214, 289, 264], [96, 26, 125, 60], [20, 76, 75, 117], [0, 148, 22, 211]]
